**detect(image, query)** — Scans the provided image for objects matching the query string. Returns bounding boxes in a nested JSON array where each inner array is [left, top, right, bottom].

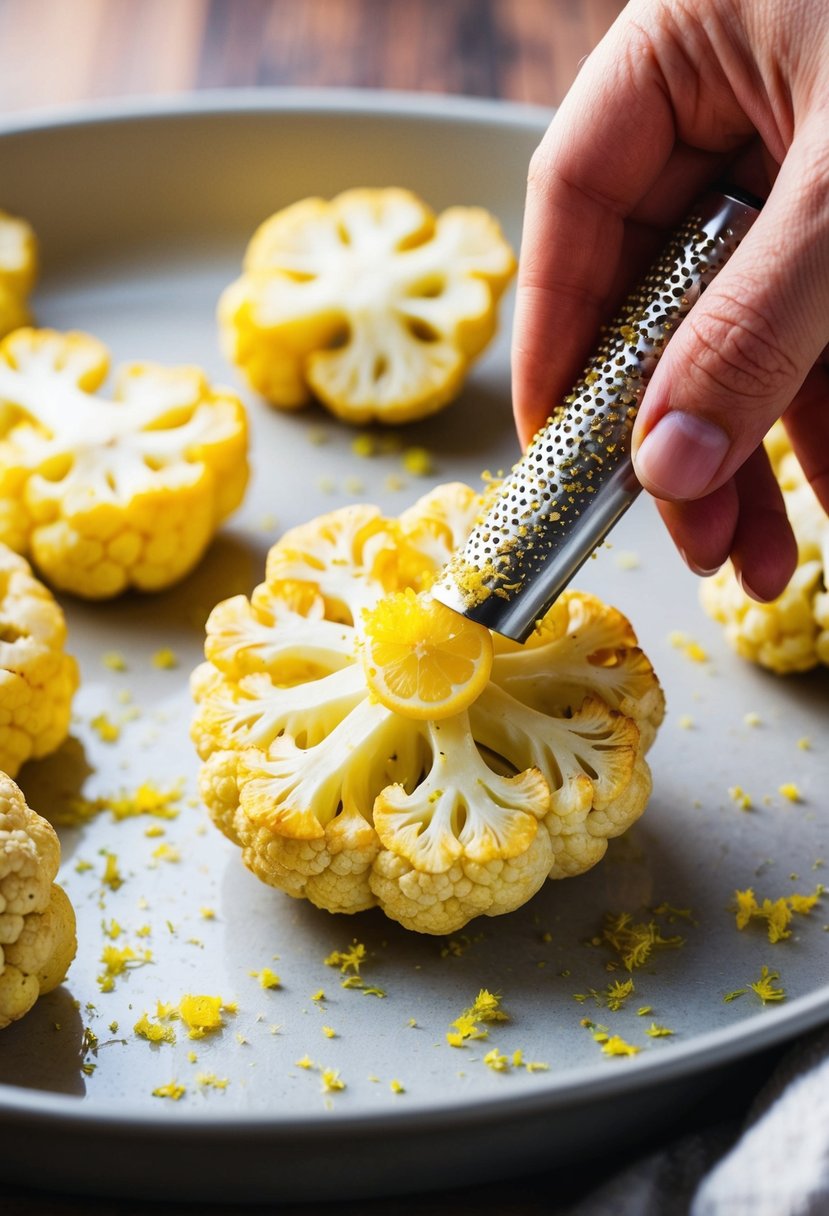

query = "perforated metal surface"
[[433, 191, 759, 640]]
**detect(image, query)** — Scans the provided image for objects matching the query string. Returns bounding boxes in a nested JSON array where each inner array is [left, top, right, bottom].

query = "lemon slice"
[[361, 589, 493, 719]]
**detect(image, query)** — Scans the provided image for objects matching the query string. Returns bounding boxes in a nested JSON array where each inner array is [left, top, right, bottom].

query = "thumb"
[[632, 118, 829, 502]]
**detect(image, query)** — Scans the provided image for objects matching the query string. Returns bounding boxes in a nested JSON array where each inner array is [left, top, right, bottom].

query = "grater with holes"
[[432, 189, 760, 641]]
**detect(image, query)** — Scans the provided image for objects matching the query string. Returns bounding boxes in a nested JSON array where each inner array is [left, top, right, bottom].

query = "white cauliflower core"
[[218, 188, 516, 424], [0, 328, 248, 598], [0, 773, 77, 1028], [192, 483, 664, 934], [701, 424, 829, 673]]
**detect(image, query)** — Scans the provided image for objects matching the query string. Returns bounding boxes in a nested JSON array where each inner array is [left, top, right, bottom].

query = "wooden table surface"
[[0, 1, 632, 1212]]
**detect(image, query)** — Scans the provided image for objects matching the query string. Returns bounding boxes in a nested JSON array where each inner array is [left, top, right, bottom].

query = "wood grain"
[[0, 0, 626, 111]]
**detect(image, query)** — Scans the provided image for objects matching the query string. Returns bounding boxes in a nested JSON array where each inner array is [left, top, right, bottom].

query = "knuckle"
[[682, 294, 800, 406]]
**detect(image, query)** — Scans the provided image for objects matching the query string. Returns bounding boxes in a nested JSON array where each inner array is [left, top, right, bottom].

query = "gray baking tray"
[[0, 91, 826, 1203]]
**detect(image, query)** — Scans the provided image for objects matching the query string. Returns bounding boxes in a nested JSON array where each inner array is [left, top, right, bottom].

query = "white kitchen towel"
[[692, 1026, 829, 1215], [569, 1026, 829, 1216]]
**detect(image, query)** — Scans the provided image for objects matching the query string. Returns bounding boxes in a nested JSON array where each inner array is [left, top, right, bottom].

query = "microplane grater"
[[432, 189, 760, 641]]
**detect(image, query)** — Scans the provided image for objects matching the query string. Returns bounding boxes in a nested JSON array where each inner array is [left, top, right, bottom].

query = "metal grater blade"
[[432, 189, 760, 641]]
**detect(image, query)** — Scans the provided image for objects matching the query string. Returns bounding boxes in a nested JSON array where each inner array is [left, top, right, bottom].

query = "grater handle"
[[432, 189, 761, 642]]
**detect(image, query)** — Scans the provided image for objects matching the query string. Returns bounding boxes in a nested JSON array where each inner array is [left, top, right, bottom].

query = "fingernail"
[[679, 549, 721, 578], [634, 412, 730, 500], [736, 568, 769, 603]]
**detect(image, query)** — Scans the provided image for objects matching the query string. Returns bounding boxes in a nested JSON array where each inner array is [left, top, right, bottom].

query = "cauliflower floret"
[[0, 211, 37, 339], [192, 484, 664, 934], [701, 423, 829, 673], [218, 188, 516, 425], [0, 772, 77, 1028], [0, 328, 248, 598], [0, 544, 78, 777]]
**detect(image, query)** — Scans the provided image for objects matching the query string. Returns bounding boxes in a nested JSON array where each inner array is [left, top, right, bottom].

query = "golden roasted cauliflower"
[[0, 210, 37, 339], [0, 544, 77, 778], [192, 483, 664, 934], [0, 328, 249, 598], [0, 773, 77, 1028], [218, 188, 516, 425], [701, 423, 829, 673]]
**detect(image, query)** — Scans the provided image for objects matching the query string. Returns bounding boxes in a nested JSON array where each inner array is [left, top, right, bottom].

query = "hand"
[[511, 0, 829, 600]]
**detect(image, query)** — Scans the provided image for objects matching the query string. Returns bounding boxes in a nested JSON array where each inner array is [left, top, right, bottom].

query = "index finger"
[[511, 11, 687, 443]]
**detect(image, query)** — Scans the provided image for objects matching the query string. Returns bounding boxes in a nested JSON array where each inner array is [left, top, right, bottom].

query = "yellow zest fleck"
[[723, 989, 747, 1003], [668, 631, 708, 663], [196, 1072, 229, 1090], [733, 886, 822, 942], [390, 1079, 405, 1094], [645, 1023, 674, 1038], [97, 944, 153, 992], [296, 1055, 314, 1070], [797, 737, 811, 751], [483, 1048, 510, 1072], [102, 650, 128, 672], [90, 713, 121, 743], [151, 842, 181, 864], [102, 852, 124, 891], [320, 1068, 345, 1093], [408, 1018, 418, 1028], [324, 941, 366, 976], [779, 783, 802, 803], [152, 648, 179, 670], [402, 446, 433, 477], [601, 912, 684, 971], [728, 786, 753, 811], [187, 1051, 198, 1063], [103, 918, 122, 940], [744, 712, 762, 727], [606, 978, 635, 1011], [250, 967, 281, 990], [600, 1035, 641, 1057], [177, 994, 235, 1039], [311, 989, 325, 1002], [749, 966, 786, 1004], [447, 989, 508, 1048], [678, 714, 694, 730], [136, 924, 151, 938], [636, 1006, 653, 1017], [144, 824, 165, 838], [75, 858, 93, 874], [322, 1025, 336, 1039], [152, 1081, 185, 1101], [351, 434, 376, 459], [134, 1012, 176, 1044], [200, 907, 216, 920]]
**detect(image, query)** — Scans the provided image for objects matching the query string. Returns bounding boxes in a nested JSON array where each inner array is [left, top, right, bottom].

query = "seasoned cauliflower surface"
[[0, 211, 36, 339], [192, 483, 664, 934], [701, 424, 829, 673], [0, 328, 249, 598], [0, 544, 78, 778], [218, 188, 516, 425], [0, 773, 77, 1028]]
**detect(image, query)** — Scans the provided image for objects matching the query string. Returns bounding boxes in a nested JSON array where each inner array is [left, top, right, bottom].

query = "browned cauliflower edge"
[[0, 773, 77, 1028], [218, 188, 516, 425], [701, 423, 829, 673], [0, 544, 78, 778], [0, 328, 249, 599], [192, 483, 665, 934], [0, 210, 37, 339]]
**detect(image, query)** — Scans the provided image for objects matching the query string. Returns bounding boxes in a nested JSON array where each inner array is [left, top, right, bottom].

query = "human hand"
[[511, 0, 829, 600]]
